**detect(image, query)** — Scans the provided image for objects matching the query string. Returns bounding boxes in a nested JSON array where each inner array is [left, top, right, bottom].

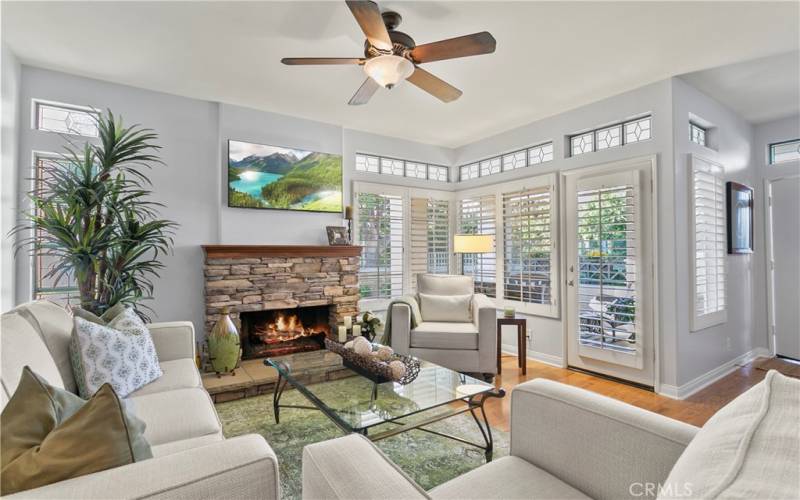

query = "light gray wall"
[[452, 80, 678, 381], [751, 115, 800, 354], [1, 43, 20, 311], [671, 76, 757, 386]]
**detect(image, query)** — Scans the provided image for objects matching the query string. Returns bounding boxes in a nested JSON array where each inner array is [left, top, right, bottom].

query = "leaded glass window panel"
[[480, 157, 501, 176], [502, 151, 527, 171], [35, 102, 99, 137], [596, 125, 621, 150], [381, 158, 404, 176], [428, 165, 449, 182], [528, 142, 554, 165], [406, 162, 427, 179], [624, 117, 651, 143], [571, 132, 593, 156]]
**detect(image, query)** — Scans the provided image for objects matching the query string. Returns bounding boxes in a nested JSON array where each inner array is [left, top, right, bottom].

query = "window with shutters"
[[577, 182, 638, 354], [355, 192, 404, 299], [690, 156, 726, 330], [32, 154, 81, 306], [503, 188, 553, 307], [410, 198, 450, 290], [457, 195, 497, 297]]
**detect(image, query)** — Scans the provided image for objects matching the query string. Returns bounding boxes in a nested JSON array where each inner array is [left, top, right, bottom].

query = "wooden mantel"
[[202, 245, 362, 259]]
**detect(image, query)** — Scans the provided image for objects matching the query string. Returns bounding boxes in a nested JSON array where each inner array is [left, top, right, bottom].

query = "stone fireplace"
[[202, 245, 360, 359]]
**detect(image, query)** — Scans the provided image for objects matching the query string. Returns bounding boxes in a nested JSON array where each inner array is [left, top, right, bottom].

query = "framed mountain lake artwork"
[[227, 140, 343, 212]]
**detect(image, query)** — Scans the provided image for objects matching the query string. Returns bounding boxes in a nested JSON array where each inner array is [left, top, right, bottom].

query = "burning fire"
[[253, 312, 325, 344]]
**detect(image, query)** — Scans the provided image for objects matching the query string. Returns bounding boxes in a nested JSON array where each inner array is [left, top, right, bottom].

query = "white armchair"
[[390, 274, 497, 376]]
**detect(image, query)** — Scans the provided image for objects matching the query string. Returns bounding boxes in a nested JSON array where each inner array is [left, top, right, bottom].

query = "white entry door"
[[767, 176, 800, 360], [565, 159, 655, 386]]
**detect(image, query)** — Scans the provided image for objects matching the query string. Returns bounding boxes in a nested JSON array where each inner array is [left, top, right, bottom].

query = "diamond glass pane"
[[480, 157, 501, 176], [770, 140, 800, 164], [571, 132, 593, 156], [596, 125, 621, 150], [528, 142, 554, 165], [381, 158, 404, 176], [502, 151, 527, 171], [406, 162, 427, 179], [428, 165, 449, 182], [36, 103, 99, 137], [624, 117, 651, 143]]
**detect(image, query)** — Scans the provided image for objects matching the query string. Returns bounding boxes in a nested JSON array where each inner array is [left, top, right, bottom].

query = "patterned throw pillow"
[[70, 308, 162, 398]]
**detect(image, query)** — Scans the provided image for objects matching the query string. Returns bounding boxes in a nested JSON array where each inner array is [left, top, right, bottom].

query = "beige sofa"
[[390, 274, 497, 376], [1, 300, 279, 499], [303, 371, 799, 499]]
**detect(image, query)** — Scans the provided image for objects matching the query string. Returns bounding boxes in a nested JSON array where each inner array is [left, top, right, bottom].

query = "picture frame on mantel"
[[726, 181, 753, 254], [326, 226, 349, 246]]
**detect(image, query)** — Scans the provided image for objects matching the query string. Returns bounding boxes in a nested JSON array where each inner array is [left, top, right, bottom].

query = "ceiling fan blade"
[[406, 67, 462, 103], [410, 31, 496, 64], [282, 57, 364, 65], [348, 77, 380, 105], [345, 0, 393, 52]]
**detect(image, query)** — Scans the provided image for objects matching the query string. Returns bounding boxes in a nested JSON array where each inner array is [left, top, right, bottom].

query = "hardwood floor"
[[484, 354, 771, 432]]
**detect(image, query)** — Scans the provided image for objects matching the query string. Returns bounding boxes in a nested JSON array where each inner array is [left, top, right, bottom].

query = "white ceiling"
[[680, 51, 800, 124], [3, 1, 798, 147]]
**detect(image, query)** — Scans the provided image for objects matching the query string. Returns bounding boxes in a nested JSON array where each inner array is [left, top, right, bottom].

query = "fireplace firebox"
[[240, 305, 331, 359]]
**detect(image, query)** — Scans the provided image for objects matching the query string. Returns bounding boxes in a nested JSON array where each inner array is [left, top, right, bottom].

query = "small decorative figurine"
[[207, 307, 242, 377]]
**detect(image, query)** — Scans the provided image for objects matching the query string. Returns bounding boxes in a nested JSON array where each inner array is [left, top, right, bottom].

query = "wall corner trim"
[[657, 347, 770, 400]]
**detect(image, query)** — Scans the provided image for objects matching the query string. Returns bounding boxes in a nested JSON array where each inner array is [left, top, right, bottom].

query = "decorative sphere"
[[375, 345, 394, 361], [353, 336, 372, 356], [389, 360, 406, 380]]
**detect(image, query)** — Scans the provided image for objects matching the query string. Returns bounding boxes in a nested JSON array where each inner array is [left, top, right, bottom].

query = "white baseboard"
[[501, 345, 563, 368], [657, 348, 770, 400]]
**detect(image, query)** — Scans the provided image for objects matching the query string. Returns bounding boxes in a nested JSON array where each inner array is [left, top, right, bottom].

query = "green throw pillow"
[[0, 367, 152, 495]]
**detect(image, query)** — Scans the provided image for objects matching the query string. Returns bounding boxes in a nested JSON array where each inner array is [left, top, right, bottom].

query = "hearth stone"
[[202, 246, 361, 357]]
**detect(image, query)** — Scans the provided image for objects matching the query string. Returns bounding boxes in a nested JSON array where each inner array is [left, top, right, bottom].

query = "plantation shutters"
[[690, 156, 726, 330], [575, 175, 640, 361], [502, 187, 553, 306], [458, 195, 496, 297], [410, 198, 450, 291], [356, 192, 404, 299]]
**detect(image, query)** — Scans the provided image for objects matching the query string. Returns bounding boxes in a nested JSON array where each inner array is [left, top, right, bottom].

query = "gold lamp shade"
[[454, 234, 494, 253]]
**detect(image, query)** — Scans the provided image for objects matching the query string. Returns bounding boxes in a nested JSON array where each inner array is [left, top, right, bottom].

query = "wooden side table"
[[496, 317, 527, 375]]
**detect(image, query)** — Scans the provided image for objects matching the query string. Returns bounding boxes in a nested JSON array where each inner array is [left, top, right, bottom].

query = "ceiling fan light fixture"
[[363, 55, 414, 89]]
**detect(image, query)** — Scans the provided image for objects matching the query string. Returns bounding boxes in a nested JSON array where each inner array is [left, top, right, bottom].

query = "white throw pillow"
[[658, 370, 800, 499], [418, 293, 473, 323], [70, 308, 162, 398]]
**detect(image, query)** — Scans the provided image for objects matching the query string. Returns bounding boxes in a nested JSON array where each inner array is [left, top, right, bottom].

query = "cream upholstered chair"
[[390, 274, 497, 377]]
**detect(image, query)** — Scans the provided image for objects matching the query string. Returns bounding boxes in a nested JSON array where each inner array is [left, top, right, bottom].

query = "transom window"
[[690, 123, 707, 146], [570, 116, 651, 157], [459, 141, 553, 181], [34, 100, 99, 137], [355, 153, 449, 182], [769, 139, 800, 164]]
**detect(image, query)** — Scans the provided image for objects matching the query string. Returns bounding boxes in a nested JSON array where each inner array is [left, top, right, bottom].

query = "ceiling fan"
[[281, 0, 496, 105]]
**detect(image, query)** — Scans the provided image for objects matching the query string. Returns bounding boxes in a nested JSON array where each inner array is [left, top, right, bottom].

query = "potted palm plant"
[[13, 110, 177, 318]]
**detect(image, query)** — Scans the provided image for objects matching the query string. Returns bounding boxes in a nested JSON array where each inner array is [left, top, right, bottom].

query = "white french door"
[[565, 159, 655, 386]]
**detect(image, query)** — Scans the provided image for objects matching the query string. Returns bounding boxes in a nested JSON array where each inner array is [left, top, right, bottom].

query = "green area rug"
[[216, 382, 509, 500]]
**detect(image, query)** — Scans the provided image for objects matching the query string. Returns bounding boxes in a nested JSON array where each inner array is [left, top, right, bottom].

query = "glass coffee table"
[[265, 350, 506, 461]]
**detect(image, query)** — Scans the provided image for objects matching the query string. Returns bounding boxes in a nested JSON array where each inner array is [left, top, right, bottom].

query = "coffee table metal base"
[[271, 371, 506, 461]]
